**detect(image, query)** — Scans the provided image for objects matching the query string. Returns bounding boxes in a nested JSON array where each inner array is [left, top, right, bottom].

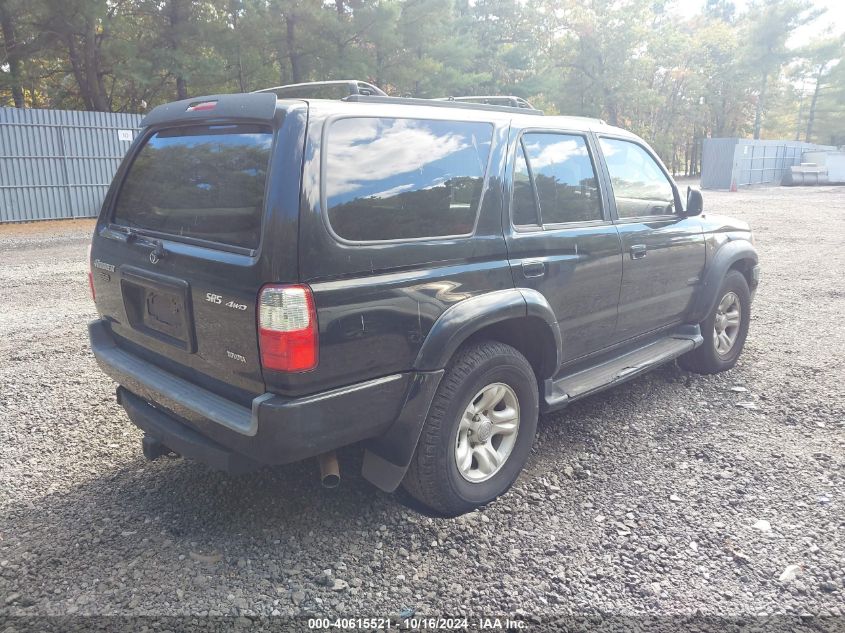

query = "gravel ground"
[[1, 189, 843, 630]]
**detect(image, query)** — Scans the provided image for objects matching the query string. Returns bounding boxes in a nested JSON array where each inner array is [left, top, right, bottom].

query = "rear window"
[[324, 117, 493, 242], [113, 124, 273, 250]]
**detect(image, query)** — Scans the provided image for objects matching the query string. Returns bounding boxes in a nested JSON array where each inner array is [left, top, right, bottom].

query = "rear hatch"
[[90, 93, 304, 405]]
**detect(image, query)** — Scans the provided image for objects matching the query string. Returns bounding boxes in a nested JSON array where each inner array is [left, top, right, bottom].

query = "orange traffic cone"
[[730, 176, 737, 192]]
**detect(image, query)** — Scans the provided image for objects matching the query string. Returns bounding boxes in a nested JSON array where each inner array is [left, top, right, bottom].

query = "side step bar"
[[544, 325, 703, 410]]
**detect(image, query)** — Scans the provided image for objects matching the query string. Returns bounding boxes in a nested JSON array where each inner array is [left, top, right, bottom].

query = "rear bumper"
[[89, 319, 412, 468], [118, 387, 260, 473]]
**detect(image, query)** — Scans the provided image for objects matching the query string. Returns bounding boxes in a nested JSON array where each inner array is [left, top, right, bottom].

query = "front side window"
[[599, 138, 675, 218], [518, 133, 603, 225], [113, 124, 272, 250], [325, 117, 493, 241]]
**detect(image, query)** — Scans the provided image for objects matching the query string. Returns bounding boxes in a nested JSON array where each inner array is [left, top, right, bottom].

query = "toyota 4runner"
[[88, 86, 760, 515]]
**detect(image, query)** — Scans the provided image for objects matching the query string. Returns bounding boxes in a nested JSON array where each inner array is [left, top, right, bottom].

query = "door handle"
[[522, 260, 545, 278], [630, 244, 647, 260]]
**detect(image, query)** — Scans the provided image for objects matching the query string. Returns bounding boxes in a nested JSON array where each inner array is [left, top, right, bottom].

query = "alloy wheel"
[[714, 291, 741, 357], [454, 382, 520, 483]]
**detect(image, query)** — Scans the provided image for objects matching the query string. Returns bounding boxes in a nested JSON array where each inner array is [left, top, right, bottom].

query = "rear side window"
[[113, 124, 273, 250], [324, 117, 493, 241], [521, 133, 602, 224]]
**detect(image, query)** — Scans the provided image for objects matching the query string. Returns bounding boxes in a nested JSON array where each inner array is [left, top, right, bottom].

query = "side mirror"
[[686, 186, 704, 216]]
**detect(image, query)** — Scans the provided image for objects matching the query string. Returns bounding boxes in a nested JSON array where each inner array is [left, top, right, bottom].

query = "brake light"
[[186, 100, 217, 112], [87, 243, 95, 301], [258, 284, 318, 372]]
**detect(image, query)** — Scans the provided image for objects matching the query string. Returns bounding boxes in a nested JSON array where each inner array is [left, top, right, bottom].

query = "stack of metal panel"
[[782, 163, 829, 186], [801, 151, 845, 184]]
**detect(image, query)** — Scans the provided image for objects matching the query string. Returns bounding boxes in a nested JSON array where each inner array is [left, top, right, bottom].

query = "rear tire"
[[402, 340, 538, 516], [680, 270, 751, 374]]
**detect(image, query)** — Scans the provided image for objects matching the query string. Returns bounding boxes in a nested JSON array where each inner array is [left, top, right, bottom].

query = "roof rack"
[[434, 95, 538, 110], [253, 79, 545, 115], [343, 94, 544, 116], [254, 80, 387, 99]]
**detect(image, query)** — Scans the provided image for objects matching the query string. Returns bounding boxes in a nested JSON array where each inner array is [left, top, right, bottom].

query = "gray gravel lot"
[[1, 189, 843, 628]]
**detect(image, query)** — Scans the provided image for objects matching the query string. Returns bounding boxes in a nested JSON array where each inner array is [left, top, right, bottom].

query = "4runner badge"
[[93, 259, 115, 273]]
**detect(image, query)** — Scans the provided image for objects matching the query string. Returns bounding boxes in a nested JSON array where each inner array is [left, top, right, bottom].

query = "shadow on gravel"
[[0, 445, 391, 560], [0, 364, 686, 590], [3, 365, 687, 533]]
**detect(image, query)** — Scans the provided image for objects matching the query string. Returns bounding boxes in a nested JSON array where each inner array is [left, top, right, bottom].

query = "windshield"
[[112, 123, 273, 250]]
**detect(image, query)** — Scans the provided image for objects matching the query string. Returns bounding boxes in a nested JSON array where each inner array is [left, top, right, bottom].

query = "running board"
[[544, 325, 703, 410]]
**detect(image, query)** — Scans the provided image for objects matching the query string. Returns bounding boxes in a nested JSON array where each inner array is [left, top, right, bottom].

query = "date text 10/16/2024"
[[307, 617, 527, 630]]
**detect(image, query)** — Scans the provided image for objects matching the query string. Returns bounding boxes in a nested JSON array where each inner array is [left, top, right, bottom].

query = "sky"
[[672, 0, 845, 47], [788, 0, 845, 46]]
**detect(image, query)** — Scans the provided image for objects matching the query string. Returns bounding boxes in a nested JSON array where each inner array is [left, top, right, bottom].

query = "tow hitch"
[[141, 435, 170, 461]]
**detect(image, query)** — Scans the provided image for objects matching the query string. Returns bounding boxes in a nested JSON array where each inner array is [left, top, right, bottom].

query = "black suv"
[[88, 87, 760, 515]]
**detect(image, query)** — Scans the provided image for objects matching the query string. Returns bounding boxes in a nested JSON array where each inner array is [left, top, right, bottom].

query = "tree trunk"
[[605, 100, 618, 127], [753, 72, 768, 140], [64, 15, 110, 112], [66, 34, 95, 110], [175, 76, 188, 100], [82, 16, 109, 111], [285, 12, 302, 83], [0, 2, 25, 107], [168, 0, 189, 100], [805, 70, 823, 143], [375, 44, 383, 88], [230, 2, 246, 92]]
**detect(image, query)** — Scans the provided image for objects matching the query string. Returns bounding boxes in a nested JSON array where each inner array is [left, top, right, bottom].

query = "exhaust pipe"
[[318, 451, 340, 488]]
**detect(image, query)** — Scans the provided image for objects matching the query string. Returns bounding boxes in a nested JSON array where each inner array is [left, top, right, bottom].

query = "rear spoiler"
[[140, 92, 279, 128]]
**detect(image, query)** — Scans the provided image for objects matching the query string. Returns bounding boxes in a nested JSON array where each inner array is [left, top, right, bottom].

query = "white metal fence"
[[0, 107, 142, 223]]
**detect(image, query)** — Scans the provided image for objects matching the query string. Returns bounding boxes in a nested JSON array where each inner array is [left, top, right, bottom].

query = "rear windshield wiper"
[[110, 225, 137, 243], [113, 225, 168, 260]]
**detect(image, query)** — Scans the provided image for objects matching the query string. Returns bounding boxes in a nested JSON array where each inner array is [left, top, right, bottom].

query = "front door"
[[504, 129, 623, 364], [596, 136, 705, 342]]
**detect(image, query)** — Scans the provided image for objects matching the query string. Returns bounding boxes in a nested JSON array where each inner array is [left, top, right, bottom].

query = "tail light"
[[87, 243, 95, 301], [258, 284, 318, 372]]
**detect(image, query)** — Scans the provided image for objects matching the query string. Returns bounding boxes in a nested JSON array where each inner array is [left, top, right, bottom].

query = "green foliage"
[[1, 0, 843, 170]]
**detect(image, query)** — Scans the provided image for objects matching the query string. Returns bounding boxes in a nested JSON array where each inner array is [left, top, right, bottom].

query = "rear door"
[[504, 127, 623, 364], [596, 136, 705, 341], [90, 96, 305, 404]]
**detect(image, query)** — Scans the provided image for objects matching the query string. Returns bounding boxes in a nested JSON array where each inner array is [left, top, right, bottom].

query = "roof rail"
[[254, 80, 387, 99], [343, 94, 544, 116], [434, 95, 538, 110]]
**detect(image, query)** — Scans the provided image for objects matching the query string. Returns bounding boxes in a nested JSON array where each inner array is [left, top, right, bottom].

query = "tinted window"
[[522, 133, 602, 224], [325, 117, 493, 241], [599, 138, 675, 218], [512, 142, 539, 226], [113, 124, 272, 249]]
